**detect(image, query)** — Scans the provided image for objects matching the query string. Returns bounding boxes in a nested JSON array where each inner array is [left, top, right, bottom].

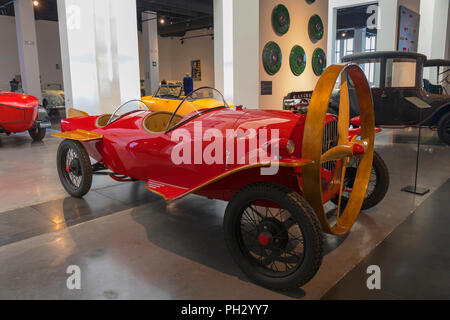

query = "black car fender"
[[420, 102, 450, 126]]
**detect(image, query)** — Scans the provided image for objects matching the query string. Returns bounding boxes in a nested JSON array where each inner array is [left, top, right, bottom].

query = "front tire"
[[57, 139, 92, 197], [28, 127, 46, 141], [223, 182, 323, 290], [437, 112, 450, 146]]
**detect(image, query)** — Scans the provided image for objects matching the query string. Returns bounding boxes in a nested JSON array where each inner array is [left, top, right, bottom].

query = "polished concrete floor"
[[323, 178, 450, 300], [0, 126, 449, 299]]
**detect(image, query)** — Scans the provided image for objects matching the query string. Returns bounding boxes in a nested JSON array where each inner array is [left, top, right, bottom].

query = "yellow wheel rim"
[[302, 64, 375, 235]]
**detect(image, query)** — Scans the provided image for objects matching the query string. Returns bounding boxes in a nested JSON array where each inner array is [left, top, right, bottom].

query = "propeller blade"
[[336, 158, 348, 223], [321, 144, 353, 162], [338, 78, 350, 145]]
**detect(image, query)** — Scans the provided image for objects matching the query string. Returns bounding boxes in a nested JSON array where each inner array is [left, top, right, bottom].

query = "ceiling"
[[0, 0, 213, 37]]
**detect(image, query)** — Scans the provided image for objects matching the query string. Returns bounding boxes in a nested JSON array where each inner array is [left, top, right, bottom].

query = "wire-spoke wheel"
[[224, 183, 323, 290], [437, 112, 450, 146], [57, 139, 92, 197], [331, 151, 389, 210]]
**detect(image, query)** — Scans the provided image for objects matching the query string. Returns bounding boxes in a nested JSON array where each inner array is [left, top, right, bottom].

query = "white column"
[[142, 12, 160, 96], [214, 0, 259, 109], [419, 0, 450, 81], [354, 28, 366, 54], [376, 0, 399, 51], [14, 0, 42, 102], [57, 0, 140, 115]]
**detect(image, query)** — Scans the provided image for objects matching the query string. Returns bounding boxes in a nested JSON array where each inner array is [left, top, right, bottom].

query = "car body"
[[141, 81, 186, 114], [423, 59, 450, 95], [0, 91, 51, 141], [142, 82, 234, 116], [42, 89, 65, 115], [53, 64, 376, 290], [340, 51, 450, 144]]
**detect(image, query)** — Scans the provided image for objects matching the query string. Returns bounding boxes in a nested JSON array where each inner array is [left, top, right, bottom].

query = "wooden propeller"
[[301, 64, 375, 235]]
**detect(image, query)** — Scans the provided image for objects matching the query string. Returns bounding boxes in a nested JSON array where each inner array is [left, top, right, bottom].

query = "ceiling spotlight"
[[160, 18, 165, 24], [33, 0, 39, 6]]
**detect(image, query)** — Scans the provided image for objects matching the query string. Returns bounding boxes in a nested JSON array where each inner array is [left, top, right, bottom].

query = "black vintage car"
[[284, 52, 450, 145], [340, 51, 450, 145]]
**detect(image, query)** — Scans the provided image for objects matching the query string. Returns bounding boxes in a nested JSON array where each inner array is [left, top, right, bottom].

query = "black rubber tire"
[[56, 139, 92, 198], [223, 182, 323, 290], [28, 127, 46, 141], [437, 112, 450, 146], [332, 151, 389, 210]]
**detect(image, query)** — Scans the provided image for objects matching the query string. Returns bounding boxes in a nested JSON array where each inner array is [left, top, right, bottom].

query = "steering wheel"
[[301, 64, 375, 236]]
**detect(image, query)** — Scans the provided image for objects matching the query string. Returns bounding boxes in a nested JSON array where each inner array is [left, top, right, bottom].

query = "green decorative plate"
[[309, 14, 324, 41], [272, 4, 290, 35], [312, 48, 326, 76], [262, 41, 282, 75], [289, 45, 306, 76]]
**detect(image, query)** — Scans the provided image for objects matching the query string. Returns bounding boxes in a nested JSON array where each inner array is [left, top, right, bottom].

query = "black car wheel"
[[28, 127, 46, 141], [223, 182, 323, 290], [57, 139, 92, 197], [332, 151, 389, 210], [437, 112, 450, 146]]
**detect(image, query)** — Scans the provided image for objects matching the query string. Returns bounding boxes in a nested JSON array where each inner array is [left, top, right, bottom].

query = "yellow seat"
[[143, 111, 183, 133]]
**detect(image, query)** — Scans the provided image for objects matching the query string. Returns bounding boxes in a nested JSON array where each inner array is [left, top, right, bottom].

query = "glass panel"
[[155, 83, 183, 98], [166, 87, 230, 131], [385, 58, 416, 88], [108, 100, 148, 125], [350, 59, 381, 88]]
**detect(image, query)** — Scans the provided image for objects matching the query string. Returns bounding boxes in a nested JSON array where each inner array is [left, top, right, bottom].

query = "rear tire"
[[57, 139, 92, 197], [437, 112, 450, 146], [223, 182, 323, 290], [332, 151, 389, 210], [28, 127, 46, 141]]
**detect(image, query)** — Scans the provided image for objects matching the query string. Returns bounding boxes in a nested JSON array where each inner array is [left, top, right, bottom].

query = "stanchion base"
[[401, 185, 430, 195]]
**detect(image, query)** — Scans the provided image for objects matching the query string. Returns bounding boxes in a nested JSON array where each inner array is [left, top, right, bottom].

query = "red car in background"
[[0, 91, 51, 141]]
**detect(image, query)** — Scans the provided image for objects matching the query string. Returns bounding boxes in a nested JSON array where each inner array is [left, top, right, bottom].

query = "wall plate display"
[[308, 14, 324, 41], [306, 0, 316, 3], [289, 45, 307, 76], [262, 41, 282, 75], [397, 6, 420, 52], [272, 4, 290, 35], [312, 48, 326, 76]]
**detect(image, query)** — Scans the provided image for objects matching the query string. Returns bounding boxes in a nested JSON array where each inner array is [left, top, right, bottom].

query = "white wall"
[[0, 15, 63, 91], [138, 29, 215, 91], [260, 0, 328, 109]]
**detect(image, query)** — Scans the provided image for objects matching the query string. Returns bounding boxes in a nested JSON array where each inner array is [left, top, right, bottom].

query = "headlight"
[[286, 140, 295, 154]]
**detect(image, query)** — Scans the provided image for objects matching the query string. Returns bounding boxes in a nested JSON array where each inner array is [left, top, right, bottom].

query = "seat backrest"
[[95, 114, 112, 128], [423, 79, 443, 94], [143, 111, 183, 133]]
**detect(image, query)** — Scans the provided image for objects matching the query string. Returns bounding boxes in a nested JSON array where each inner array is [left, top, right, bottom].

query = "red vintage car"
[[0, 91, 51, 141], [53, 64, 376, 290]]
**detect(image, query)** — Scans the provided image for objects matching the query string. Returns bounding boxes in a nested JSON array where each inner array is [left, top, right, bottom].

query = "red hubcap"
[[258, 234, 269, 246]]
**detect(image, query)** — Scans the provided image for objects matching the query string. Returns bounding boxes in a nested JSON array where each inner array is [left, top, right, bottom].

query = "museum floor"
[[0, 125, 449, 299]]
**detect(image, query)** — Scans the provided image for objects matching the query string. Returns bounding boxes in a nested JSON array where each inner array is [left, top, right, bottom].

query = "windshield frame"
[[165, 86, 230, 133], [154, 84, 183, 99], [107, 99, 148, 126]]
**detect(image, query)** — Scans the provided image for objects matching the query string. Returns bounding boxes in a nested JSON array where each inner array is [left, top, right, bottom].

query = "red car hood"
[[0, 92, 39, 109]]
